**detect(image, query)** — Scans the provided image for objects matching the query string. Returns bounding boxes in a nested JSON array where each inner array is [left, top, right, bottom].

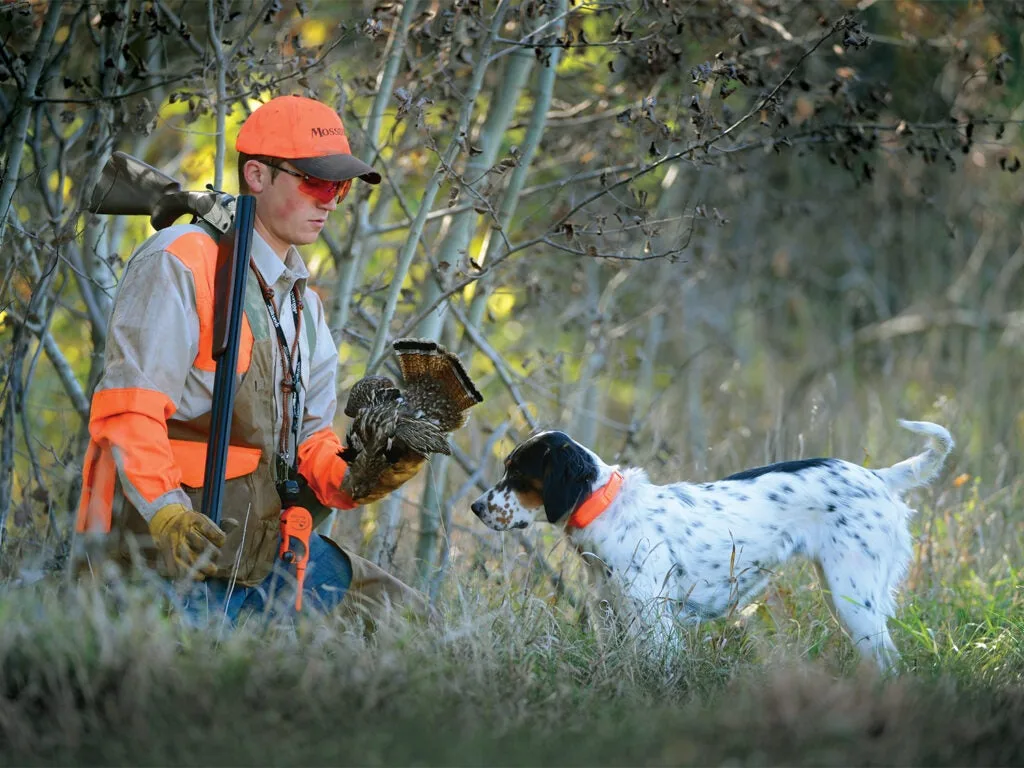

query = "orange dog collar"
[[567, 470, 624, 529]]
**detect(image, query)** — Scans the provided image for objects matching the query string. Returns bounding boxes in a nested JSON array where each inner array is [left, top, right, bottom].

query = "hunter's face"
[[246, 159, 338, 256]]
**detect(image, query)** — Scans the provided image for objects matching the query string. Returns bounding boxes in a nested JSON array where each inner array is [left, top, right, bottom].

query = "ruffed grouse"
[[339, 339, 483, 500]]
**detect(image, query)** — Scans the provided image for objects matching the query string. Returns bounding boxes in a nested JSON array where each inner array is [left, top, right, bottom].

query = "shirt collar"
[[250, 232, 309, 294]]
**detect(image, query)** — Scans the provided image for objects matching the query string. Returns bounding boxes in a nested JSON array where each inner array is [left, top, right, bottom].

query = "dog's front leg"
[[625, 585, 686, 658]]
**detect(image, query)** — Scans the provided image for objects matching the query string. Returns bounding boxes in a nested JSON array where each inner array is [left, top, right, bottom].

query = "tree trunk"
[[364, 0, 510, 374], [412, 48, 534, 587], [363, 2, 511, 565]]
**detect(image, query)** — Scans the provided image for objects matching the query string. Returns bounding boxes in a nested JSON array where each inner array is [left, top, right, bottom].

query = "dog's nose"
[[471, 500, 485, 518]]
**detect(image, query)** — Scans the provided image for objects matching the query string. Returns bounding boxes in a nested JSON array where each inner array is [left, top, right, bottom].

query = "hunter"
[[75, 95, 430, 621]]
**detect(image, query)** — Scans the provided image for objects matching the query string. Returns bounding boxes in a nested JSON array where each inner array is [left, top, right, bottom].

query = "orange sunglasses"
[[260, 160, 353, 204]]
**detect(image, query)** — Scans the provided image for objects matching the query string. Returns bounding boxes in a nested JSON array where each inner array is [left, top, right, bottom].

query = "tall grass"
[[0, 529, 1021, 768]]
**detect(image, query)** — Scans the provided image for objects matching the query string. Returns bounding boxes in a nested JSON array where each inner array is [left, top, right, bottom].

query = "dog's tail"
[[873, 420, 954, 495]]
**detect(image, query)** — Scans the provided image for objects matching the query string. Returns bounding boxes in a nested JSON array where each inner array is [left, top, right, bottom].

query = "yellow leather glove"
[[149, 503, 226, 580], [350, 453, 428, 506]]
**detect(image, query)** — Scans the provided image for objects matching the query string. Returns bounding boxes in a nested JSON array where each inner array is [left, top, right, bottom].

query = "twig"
[[6, 307, 90, 421], [447, 302, 539, 432], [18, 271, 65, 542], [446, 440, 582, 609], [226, 0, 281, 62], [0, 0, 64, 248], [540, 236, 686, 262], [153, 0, 205, 57], [27, 73, 199, 104], [430, 421, 511, 602], [365, 0, 511, 374], [546, 15, 851, 236]]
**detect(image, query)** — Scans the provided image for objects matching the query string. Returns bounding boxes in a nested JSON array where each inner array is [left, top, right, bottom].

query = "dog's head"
[[470, 431, 600, 530]]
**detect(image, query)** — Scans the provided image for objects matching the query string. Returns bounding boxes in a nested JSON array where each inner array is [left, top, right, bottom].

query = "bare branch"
[[448, 302, 538, 432], [365, 0, 511, 374], [0, 0, 64, 248], [546, 14, 850, 235]]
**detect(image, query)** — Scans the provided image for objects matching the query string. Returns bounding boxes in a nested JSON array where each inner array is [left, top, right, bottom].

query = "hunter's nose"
[[471, 500, 485, 518]]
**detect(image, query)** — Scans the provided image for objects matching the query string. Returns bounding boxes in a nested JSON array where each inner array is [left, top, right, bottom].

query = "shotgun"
[[88, 151, 255, 528]]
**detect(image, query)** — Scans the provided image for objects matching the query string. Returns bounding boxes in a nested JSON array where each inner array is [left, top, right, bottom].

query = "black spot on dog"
[[836, 515, 848, 527], [670, 485, 696, 507], [782, 484, 795, 494], [864, 600, 872, 609], [768, 492, 783, 504], [724, 458, 835, 482], [692, 520, 703, 529], [656, 523, 666, 536], [712, 501, 723, 512], [826, 504, 837, 512]]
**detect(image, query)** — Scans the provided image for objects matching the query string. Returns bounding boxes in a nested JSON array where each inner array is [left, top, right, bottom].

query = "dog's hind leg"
[[818, 552, 900, 671]]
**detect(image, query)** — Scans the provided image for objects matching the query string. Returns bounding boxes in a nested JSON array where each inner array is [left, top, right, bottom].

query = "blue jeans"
[[178, 532, 353, 625]]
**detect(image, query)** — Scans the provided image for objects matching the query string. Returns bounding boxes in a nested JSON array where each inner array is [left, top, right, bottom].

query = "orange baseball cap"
[[236, 95, 381, 184]]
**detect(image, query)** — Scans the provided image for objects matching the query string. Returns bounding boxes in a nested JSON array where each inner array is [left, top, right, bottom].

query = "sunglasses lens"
[[297, 177, 354, 204], [299, 177, 343, 204]]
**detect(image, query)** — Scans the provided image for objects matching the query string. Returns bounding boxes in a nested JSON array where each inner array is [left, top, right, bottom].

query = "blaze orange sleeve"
[[296, 427, 357, 510], [89, 388, 186, 510]]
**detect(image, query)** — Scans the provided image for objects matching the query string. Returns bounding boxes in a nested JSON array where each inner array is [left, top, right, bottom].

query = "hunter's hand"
[[350, 452, 427, 506], [149, 503, 226, 580]]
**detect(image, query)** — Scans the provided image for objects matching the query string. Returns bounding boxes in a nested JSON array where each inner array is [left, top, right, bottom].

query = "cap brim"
[[291, 155, 382, 184]]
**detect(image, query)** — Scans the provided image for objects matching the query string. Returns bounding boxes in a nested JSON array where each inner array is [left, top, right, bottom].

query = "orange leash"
[[278, 480, 313, 612]]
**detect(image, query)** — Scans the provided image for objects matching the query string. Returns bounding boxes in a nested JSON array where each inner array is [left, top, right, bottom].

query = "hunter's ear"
[[541, 438, 598, 524], [243, 158, 269, 194]]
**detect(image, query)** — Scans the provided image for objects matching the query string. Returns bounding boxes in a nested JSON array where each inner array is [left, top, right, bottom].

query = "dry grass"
[[0, 535, 1020, 768]]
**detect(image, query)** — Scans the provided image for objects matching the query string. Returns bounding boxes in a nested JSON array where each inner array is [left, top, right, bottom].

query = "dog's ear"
[[541, 438, 598, 524]]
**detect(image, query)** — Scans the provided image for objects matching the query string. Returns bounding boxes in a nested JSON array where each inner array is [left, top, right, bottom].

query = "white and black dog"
[[471, 420, 953, 669]]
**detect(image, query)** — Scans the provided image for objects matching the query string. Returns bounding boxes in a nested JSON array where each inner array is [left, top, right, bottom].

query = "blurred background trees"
[[2, 0, 1022, 598]]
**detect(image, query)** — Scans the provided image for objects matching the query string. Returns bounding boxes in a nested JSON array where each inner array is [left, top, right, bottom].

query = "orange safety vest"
[[75, 227, 343, 585]]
